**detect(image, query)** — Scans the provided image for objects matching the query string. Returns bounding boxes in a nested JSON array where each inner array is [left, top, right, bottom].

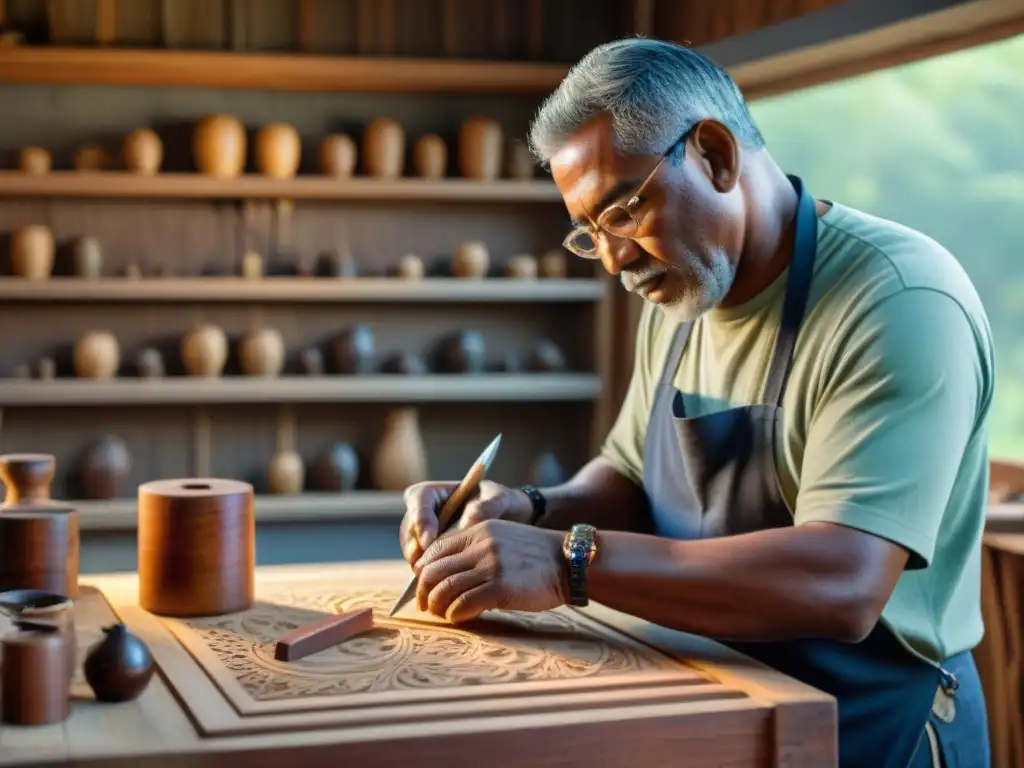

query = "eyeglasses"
[[562, 132, 688, 259]]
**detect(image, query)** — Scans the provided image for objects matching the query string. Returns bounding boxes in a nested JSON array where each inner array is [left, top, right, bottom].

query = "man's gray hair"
[[528, 38, 765, 166]]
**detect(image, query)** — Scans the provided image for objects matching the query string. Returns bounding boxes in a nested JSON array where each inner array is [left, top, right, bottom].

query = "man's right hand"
[[399, 480, 534, 565]]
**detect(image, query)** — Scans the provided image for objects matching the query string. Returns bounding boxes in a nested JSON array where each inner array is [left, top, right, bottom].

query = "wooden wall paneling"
[[161, 0, 227, 50], [235, 0, 295, 52], [111, 0, 162, 47], [653, 0, 845, 48], [295, 0, 356, 54]]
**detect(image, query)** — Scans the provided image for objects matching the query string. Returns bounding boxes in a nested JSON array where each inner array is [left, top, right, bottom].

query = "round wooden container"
[[1, 630, 71, 725], [0, 506, 79, 598], [0, 453, 55, 505], [138, 478, 255, 617]]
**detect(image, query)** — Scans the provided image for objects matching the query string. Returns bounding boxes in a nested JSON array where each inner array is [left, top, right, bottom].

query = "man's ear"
[[690, 119, 741, 193]]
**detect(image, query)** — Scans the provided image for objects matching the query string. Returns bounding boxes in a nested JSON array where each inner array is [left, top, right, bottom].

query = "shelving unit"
[[0, 172, 563, 203]]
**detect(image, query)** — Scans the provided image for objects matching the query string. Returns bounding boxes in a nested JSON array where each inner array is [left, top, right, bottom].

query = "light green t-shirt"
[[602, 200, 995, 664]]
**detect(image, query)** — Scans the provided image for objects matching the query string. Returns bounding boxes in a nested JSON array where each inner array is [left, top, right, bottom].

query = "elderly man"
[[400, 38, 992, 768]]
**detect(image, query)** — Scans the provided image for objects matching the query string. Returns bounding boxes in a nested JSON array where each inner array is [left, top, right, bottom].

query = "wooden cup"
[[137, 478, 255, 617]]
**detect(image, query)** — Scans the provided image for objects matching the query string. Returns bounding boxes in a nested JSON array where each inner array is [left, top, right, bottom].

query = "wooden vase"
[[0, 453, 55, 506], [77, 435, 131, 500], [371, 407, 427, 492], [412, 134, 447, 179], [18, 147, 51, 175], [193, 114, 246, 178], [122, 129, 163, 175], [181, 324, 228, 377], [507, 254, 538, 278], [310, 443, 360, 492], [458, 117, 503, 180], [506, 140, 535, 180], [539, 248, 568, 278], [363, 118, 405, 179], [319, 134, 356, 177], [71, 236, 102, 278], [137, 478, 255, 617], [73, 331, 120, 379], [255, 123, 301, 179], [239, 328, 285, 377], [10, 225, 55, 280], [267, 451, 304, 494], [451, 241, 489, 278], [397, 254, 424, 280], [74, 145, 108, 171]]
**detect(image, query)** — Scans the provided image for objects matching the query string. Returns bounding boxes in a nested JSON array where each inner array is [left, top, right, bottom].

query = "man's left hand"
[[413, 519, 568, 623]]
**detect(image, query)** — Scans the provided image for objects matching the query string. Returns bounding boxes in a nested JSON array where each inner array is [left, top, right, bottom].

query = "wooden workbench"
[[0, 561, 837, 767]]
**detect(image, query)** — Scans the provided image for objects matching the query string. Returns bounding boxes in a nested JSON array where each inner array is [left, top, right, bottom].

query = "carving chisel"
[[386, 433, 502, 617]]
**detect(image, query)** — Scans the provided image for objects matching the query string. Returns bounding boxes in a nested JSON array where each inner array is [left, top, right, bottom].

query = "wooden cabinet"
[[2, 561, 837, 767]]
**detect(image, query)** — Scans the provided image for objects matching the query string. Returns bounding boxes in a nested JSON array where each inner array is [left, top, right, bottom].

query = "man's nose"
[[598, 232, 641, 276]]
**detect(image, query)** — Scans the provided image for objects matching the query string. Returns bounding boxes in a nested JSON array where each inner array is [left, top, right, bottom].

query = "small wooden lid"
[[138, 478, 253, 499]]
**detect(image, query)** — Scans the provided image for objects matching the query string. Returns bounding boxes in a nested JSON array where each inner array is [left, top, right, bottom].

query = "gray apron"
[[641, 176, 989, 768]]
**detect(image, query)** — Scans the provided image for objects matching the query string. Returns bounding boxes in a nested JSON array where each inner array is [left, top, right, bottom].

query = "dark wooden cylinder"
[[0, 453, 56, 506], [138, 478, 255, 617], [1, 630, 71, 725], [0, 506, 79, 598]]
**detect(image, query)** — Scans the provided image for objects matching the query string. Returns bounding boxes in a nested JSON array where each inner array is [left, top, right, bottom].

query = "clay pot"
[[310, 443, 360, 492], [71, 236, 102, 278], [528, 338, 568, 372], [319, 134, 356, 178], [193, 114, 247, 178], [412, 134, 446, 179], [458, 117, 502, 180], [451, 241, 489, 278], [507, 140, 535, 180], [10, 225, 55, 280], [363, 118, 405, 179], [381, 352, 427, 375], [239, 328, 285, 377], [181, 324, 228, 378], [255, 123, 301, 179], [73, 331, 120, 379], [527, 452, 566, 487], [83, 624, 154, 703], [435, 330, 486, 374], [241, 251, 263, 279], [371, 408, 427, 492], [18, 147, 51, 175], [314, 250, 358, 278], [507, 254, 537, 279], [397, 254, 424, 280], [539, 248, 568, 278], [267, 451, 304, 494], [74, 146, 108, 171], [332, 325, 375, 374], [135, 348, 164, 379], [122, 129, 163, 175], [77, 435, 131, 500]]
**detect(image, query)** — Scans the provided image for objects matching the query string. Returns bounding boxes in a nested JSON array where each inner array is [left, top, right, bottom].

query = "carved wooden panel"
[[74, 561, 837, 767]]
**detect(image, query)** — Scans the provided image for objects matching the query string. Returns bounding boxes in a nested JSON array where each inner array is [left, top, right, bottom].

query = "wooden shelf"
[[73, 491, 405, 532], [0, 374, 601, 406], [0, 277, 603, 303], [0, 172, 562, 203], [0, 47, 570, 94]]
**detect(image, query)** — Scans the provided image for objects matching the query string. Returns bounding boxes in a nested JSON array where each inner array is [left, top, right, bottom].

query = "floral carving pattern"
[[181, 587, 678, 701]]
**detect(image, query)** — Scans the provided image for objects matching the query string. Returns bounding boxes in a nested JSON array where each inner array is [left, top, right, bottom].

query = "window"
[[748, 34, 1024, 460]]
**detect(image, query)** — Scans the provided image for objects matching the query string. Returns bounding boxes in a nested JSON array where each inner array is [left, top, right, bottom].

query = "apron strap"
[[762, 175, 820, 407], [658, 320, 692, 387]]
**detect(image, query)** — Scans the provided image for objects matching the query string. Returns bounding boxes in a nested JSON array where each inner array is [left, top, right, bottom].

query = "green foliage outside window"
[[749, 34, 1024, 460]]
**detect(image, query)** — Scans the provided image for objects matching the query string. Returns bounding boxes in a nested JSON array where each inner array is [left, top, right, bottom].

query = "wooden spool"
[[1, 630, 71, 725], [137, 478, 255, 617], [0, 453, 56, 505]]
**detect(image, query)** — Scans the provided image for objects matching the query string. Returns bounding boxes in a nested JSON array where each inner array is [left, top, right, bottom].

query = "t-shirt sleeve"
[[794, 288, 988, 569], [600, 303, 656, 487]]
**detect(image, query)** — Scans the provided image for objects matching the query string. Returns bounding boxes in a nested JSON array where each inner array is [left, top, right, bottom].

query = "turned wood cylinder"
[[1, 630, 71, 725], [0, 506, 79, 598], [0, 453, 55, 505], [138, 478, 255, 617]]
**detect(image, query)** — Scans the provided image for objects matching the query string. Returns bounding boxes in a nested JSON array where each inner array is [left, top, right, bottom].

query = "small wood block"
[[274, 608, 374, 662]]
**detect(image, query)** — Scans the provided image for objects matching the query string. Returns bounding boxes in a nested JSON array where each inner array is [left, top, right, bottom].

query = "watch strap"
[[519, 484, 547, 525]]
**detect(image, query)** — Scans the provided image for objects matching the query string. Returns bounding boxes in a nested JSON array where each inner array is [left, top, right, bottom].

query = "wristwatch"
[[519, 484, 547, 525], [562, 523, 598, 607]]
